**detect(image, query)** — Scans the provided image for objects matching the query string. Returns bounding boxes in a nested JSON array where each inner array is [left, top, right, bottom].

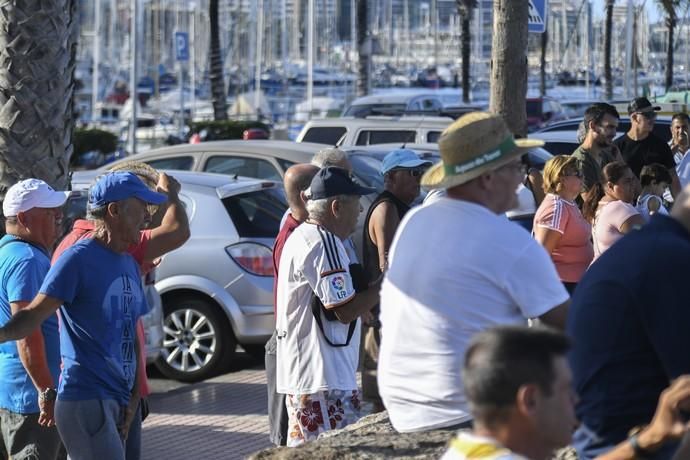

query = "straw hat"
[[421, 112, 544, 190]]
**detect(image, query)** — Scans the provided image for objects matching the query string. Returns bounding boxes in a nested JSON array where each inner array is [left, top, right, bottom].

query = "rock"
[[249, 411, 456, 460]]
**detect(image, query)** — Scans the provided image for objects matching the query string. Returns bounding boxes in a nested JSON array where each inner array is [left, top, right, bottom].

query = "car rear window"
[[221, 189, 287, 238], [301, 127, 347, 145], [355, 130, 416, 146], [146, 156, 194, 171], [426, 131, 442, 143]]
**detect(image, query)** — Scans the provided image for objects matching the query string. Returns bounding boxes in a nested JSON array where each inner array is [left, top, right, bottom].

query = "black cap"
[[627, 97, 661, 115], [308, 167, 376, 200]]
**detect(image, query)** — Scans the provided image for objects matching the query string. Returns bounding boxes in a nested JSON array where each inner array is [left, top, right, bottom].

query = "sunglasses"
[[637, 111, 657, 120], [562, 170, 583, 178], [392, 168, 425, 177]]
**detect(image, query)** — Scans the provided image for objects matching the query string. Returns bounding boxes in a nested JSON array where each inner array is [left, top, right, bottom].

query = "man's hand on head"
[[156, 173, 181, 198]]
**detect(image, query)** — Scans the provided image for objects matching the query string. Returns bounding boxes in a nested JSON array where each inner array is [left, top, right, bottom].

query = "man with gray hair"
[[311, 146, 351, 170], [0, 171, 168, 460], [275, 166, 380, 446], [0, 178, 69, 460]]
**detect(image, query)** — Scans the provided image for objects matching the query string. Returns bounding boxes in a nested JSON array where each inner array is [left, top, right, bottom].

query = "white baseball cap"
[[3, 179, 70, 217]]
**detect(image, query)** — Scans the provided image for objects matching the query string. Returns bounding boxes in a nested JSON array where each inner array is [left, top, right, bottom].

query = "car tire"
[[154, 296, 236, 383]]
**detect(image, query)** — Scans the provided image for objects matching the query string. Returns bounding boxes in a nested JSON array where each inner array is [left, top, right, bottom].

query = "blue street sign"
[[175, 31, 189, 61], [528, 0, 547, 34]]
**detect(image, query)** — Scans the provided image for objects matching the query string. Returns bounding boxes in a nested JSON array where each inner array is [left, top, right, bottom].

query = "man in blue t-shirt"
[[0, 178, 69, 459], [0, 172, 167, 460], [568, 186, 690, 460]]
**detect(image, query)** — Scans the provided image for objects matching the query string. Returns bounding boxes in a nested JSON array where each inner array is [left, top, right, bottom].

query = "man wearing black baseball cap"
[[275, 167, 381, 446], [614, 97, 681, 197]]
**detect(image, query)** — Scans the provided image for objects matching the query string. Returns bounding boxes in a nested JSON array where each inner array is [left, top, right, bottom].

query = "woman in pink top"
[[533, 155, 593, 294], [582, 161, 645, 262]]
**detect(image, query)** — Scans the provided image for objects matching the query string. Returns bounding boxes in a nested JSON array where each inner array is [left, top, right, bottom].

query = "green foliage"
[[189, 120, 270, 140], [73, 128, 118, 158]]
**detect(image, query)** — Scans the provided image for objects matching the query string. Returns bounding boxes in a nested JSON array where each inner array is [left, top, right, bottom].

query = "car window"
[[221, 189, 287, 238], [543, 142, 579, 156], [427, 131, 442, 143], [301, 126, 347, 145], [205, 156, 282, 181], [349, 155, 384, 192], [146, 156, 194, 171], [276, 158, 297, 173], [355, 130, 416, 146]]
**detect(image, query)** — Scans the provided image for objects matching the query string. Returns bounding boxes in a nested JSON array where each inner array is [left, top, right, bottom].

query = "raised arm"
[[142, 173, 191, 262]]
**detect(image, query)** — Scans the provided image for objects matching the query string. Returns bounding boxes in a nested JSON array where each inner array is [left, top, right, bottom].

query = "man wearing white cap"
[[0, 178, 69, 459], [360, 148, 431, 412], [377, 112, 570, 433], [0, 172, 168, 460]]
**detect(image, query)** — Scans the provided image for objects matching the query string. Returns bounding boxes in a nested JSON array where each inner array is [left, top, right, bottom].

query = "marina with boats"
[[71, 0, 690, 156]]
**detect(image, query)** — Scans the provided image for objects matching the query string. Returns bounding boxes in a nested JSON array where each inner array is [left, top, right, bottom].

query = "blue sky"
[[590, 0, 660, 22]]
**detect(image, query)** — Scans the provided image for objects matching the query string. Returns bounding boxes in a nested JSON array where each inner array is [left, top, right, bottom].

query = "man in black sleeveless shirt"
[[360, 148, 431, 412]]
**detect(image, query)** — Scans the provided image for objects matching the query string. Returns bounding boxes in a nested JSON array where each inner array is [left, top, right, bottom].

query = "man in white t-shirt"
[[276, 166, 381, 447], [378, 112, 571, 433]]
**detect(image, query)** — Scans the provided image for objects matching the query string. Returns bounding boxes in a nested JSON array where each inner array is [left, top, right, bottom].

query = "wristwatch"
[[628, 431, 654, 459], [39, 387, 57, 403]]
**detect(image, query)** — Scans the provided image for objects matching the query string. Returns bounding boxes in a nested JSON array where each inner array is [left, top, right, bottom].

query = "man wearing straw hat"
[[377, 112, 571, 433]]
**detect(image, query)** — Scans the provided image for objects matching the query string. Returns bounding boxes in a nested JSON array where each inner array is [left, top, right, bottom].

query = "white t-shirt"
[[276, 222, 361, 395], [378, 198, 569, 432]]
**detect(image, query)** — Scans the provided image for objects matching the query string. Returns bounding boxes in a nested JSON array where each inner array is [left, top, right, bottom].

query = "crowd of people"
[[0, 165, 189, 459], [267, 98, 690, 460], [1, 96, 690, 459]]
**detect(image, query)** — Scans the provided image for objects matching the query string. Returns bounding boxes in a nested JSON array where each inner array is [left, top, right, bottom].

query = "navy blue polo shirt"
[[568, 214, 690, 447]]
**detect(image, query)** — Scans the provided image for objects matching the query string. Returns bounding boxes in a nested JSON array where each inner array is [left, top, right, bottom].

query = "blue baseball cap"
[[381, 148, 432, 175], [308, 167, 376, 200], [88, 172, 168, 210]]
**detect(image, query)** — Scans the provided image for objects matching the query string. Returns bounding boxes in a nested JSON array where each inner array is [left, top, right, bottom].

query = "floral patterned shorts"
[[285, 389, 362, 447]]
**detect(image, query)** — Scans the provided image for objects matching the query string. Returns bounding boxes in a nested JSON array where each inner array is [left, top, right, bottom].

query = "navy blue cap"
[[88, 172, 168, 210], [308, 167, 376, 200]]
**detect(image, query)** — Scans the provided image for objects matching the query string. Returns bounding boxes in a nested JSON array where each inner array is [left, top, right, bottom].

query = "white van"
[[295, 116, 453, 147]]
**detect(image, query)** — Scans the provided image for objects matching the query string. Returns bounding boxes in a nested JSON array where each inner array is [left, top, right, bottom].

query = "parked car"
[[536, 116, 673, 143], [100, 140, 326, 181], [60, 185, 165, 365], [529, 131, 580, 156], [526, 96, 568, 132], [342, 92, 445, 117], [295, 116, 453, 146]]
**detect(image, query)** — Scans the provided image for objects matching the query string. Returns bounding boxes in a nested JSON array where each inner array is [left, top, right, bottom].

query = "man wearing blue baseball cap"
[[360, 148, 431, 412], [275, 166, 381, 446], [0, 172, 167, 460]]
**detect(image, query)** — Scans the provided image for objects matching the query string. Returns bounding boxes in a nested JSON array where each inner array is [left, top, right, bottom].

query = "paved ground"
[[142, 353, 273, 460]]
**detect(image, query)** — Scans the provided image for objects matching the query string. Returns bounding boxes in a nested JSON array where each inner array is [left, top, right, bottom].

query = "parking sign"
[[528, 0, 547, 33], [175, 31, 189, 61]]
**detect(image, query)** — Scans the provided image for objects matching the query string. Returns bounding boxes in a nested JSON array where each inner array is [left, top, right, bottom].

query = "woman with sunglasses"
[[583, 161, 645, 263], [533, 155, 594, 294]]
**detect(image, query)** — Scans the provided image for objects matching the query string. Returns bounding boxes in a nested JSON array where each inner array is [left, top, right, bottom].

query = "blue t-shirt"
[[40, 239, 148, 406], [0, 235, 61, 414], [568, 215, 690, 451]]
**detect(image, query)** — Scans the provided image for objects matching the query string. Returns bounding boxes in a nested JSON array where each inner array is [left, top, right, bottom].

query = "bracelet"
[[628, 432, 654, 459]]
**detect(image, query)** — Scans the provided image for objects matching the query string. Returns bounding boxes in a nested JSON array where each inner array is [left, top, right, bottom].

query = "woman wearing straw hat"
[[377, 112, 571, 433]]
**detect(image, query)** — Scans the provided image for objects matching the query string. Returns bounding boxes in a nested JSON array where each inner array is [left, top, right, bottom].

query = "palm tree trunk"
[[489, 0, 529, 137], [666, 16, 675, 92], [0, 0, 78, 206], [209, 0, 228, 121], [357, 0, 370, 97], [604, 0, 614, 101], [461, 14, 471, 103], [540, 30, 548, 97]]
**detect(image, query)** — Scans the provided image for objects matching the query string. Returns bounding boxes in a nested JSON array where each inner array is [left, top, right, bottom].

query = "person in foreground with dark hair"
[[441, 326, 690, 460]]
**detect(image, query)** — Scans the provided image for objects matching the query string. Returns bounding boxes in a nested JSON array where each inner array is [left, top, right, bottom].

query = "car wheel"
[[154, 296, 236, 382]]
